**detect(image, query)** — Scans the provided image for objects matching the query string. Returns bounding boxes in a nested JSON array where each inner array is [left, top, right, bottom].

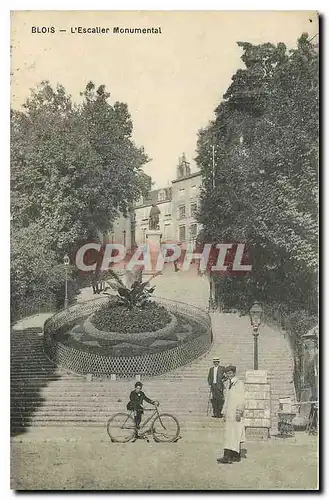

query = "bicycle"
[[106, 403, 180, 443]]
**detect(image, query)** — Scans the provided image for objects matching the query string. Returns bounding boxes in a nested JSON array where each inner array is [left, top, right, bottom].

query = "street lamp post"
[[63, 254, 70, 309], [123, 229, 126, 248], [249, 302, 263, 370]]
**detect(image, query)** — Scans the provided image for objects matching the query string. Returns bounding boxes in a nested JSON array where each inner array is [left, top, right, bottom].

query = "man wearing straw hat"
[[217, 365, 246, 464], [207, 357, 225, 418]]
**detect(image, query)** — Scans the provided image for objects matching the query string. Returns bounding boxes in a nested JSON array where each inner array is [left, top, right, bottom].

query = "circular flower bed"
[[91, 300, 171, 333], [43, 297, 212, 376]]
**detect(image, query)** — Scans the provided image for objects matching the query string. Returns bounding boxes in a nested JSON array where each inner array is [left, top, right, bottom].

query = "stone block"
[[245, 427, 270, 441], [244, 409, 271, 419], [245, 400, 271, 410], [245, 383, 270, 392], [244, 418, 271, 427], [245, 370, 267, 384], [245, 391, 271, 400]]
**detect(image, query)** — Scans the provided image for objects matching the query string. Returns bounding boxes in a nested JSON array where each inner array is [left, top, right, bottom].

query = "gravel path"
[[11, 428, 318, 490]]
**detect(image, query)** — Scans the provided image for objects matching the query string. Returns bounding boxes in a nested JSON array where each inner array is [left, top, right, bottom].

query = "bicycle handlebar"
[[130, 402, 160, 412]]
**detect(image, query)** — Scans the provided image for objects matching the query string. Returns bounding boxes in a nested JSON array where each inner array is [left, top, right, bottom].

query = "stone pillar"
[[244, 370, 271, 441], [144, 230, 162, 275]]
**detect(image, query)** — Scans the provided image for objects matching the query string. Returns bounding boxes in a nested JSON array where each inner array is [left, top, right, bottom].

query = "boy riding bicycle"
[[127, 382, 158, 433]]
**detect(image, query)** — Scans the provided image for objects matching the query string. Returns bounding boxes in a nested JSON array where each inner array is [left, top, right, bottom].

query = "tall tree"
[[11, 81, 151, 253], [196, 34, 318, 314], [11, 81, 152, 315]]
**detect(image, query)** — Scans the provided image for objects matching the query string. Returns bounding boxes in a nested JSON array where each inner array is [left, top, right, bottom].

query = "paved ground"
[[77, 264, 210, 309], [11, 427, 318, 490]]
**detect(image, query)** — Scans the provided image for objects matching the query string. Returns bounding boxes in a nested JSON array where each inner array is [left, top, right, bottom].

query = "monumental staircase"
[[11, 288, 296, 436]]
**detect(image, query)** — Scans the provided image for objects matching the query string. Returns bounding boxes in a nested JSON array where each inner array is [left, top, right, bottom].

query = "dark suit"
[[208, 365, 225, 417], [127, 390, 154, 428]]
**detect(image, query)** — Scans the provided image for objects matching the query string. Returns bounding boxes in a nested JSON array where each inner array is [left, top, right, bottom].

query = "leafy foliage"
[[196, 34, 318, 319], [10, 223, 78, 317], [103, 268, 160, 309], [196, 34, 318, 395], [92, 301, 171, 334], [11, 81, 152, 318], [11, 81, 151, 254]]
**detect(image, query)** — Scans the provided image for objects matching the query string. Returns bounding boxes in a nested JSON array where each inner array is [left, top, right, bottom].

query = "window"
[[178, 205, 186, 219], [163, 223, 172, 241], [190, 202, 197, 216], [179, 188, 186, 198], [191, 185, 197, 198], [190, 223, 197, 239], [179, 225, 186, 241], [158, 190, 166, 202], [164, 202, 172, 217]]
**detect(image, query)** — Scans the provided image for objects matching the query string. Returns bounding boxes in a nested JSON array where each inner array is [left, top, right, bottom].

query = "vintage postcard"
[[10, 10, 319, 491]]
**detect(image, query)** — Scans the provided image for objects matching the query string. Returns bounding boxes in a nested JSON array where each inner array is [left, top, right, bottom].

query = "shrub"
[[11, 223, 81, 321], [103, 268, 160, 309], [283, 310, 318, 399], [91, 301, 171, 333]]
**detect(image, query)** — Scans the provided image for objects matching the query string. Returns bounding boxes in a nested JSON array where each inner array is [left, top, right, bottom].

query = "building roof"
[[134, 187, 172, 208], [134, 168, 202, 208], [171, 171, 201, 184]]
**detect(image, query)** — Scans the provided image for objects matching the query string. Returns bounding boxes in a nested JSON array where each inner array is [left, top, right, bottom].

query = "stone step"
[[10, 390, 294, 401], [11, 413, 207, 422], [11, 355, 286, 362], [11, 405, 205, 413], [11, 302, 296, 433], [11, 376, 294, 385], [11, 362, 293, 372], [11, 413, 208, 422], [11, 384, 294, 399], [10, 371, 294, 382]]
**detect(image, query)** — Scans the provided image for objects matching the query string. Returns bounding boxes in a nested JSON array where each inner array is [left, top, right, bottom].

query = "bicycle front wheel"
[[151, 413, 180, 442], [107, 413, 136, 443]]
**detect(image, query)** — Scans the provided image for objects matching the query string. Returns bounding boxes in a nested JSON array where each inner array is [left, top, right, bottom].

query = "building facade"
[[134, 154, 202, 247], [134, 187, 173, 244], [170, 155, 202, 245], [105, 154, 202, 250]]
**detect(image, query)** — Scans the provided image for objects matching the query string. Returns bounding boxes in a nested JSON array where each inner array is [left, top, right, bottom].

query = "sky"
[[11, 10, 317, 188]]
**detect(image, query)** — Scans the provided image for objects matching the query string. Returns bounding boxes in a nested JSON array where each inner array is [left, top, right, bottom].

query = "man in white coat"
[[217, 365, 245, 464]]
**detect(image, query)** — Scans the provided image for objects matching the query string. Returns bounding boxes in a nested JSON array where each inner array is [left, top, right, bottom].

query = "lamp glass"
[[64, 255, 70, 266], [250, 302, 263, 328]]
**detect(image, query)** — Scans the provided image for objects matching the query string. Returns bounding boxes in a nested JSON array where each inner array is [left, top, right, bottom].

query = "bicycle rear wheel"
[[107, 413, 136, 443], [151, 413, 180, 442]]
